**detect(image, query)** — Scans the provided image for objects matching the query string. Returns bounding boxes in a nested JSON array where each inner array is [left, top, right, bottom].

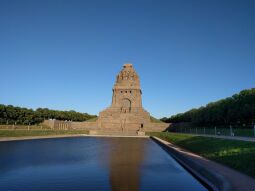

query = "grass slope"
[[85, 117, 98, 122], [150, 116, 163, 123], [148, 132, 255, 178]]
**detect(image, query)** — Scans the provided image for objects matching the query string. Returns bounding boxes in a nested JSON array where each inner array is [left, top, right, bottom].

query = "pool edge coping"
[[0, 134, 149, 142], [151, 136, 235, 191]]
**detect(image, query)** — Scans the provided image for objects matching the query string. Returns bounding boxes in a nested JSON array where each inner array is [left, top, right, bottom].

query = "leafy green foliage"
[[161, 88, 255, 126], [0, 104, 97, 125], [148, 132, 255, 178]]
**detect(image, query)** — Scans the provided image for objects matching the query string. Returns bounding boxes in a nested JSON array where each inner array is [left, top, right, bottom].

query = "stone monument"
[[43, 63, 170, 134], [97, 64, 151, 131]]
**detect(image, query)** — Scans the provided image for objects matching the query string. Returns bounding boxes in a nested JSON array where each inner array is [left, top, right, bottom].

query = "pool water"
[[0, 137, 208, 191]]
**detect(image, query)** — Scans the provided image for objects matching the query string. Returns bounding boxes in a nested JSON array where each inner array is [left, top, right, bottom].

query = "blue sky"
[[0, 0, 255, 118]]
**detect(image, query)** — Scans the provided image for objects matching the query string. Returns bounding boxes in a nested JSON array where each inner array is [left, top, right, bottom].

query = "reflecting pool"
[[0, 137, 208, 191]]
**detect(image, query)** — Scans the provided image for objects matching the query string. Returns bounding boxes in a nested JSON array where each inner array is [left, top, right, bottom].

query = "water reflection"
[[0, 137, 100, 174], [0, 137, 208, 191], [106, 138, 146, 191]]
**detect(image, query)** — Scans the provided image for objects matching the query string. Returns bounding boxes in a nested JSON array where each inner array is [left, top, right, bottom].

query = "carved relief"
[[121, 98, 131, 113], [117, 70, 138, 82]]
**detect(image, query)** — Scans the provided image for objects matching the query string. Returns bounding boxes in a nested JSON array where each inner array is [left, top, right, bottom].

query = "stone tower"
[[98, 64, 151, 131]]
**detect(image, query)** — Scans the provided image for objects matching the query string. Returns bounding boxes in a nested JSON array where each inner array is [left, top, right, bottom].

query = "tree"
[[163, 88, 255, 127], [0, 104, 97, 125]]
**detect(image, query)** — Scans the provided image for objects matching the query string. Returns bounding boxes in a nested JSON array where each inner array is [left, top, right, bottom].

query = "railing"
[[170, 125, 255, 137], [0, 124, 50, 130]]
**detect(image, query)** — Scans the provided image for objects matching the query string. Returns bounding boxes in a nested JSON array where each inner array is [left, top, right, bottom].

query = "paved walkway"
[[154, 136, 255, 191], [0, 134, 85, 142], [175, 132, 255, 142], [0, 134, 149, 142]]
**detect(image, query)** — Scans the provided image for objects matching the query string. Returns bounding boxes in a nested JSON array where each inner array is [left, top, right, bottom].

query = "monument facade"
[[97, 64, 151, 131], [43, 63, 170, 134]]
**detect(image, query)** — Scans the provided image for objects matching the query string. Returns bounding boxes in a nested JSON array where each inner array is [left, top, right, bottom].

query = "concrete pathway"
[[154, 136, 255, 191], [0, 134, 85, 142], [0, 134, 149, 142]]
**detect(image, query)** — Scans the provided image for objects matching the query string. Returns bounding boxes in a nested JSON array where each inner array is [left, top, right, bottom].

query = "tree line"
[[0, 104, 97, 125], [161, 88, 255, 127]]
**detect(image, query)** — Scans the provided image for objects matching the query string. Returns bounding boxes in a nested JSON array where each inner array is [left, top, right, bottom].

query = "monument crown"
[[112, 64, 142, 108], [123, 63, 133, 68], [115, 63, 140, 90]]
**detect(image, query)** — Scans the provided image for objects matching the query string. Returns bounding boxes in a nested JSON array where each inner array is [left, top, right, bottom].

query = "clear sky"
[[0, 0, 255, 118]]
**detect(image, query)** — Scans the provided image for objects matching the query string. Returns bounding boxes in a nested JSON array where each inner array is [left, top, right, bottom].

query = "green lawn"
[[148, 132, 255, 178], [85, 117, 98, 122], [0, 130, 88, 137]]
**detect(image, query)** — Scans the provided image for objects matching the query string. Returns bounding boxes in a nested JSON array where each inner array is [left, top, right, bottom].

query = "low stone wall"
[[43, 120, 170, 132], [43, 120, 71, 130], [43, 120, 98, 130], [71, 121, 98, 130], [42, 120, 55, 129]]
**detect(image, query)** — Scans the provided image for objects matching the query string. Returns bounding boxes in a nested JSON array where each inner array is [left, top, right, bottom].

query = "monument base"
[[88, 129, 142, 136]]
